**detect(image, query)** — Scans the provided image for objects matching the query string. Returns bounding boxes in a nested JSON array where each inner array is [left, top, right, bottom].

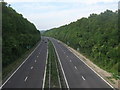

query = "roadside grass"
[[51, 54, 59, 88], [2, 41, 41, 81], [45, 41, 60, 88], [106, 77, 115, 84], [44, 54, 49, 88], [52, 43, 67, 88], [44, 40, 68, 88]]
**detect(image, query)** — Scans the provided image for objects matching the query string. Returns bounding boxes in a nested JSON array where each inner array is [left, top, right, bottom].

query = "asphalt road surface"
[[1, 36, 114, 89], [49, 37, 113, 89], [2, 37, 48, 88]]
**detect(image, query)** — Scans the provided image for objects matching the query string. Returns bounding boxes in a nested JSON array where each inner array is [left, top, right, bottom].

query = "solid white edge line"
[[55, 38, 115, 89], [0, 41, 41, 89], [65, 45, 115, 89], [54, 49, 62, 88], [49, 53, 51, 88], [51, 40, 70, 89], [42, 46, 48, 89], [72, 51, 114, 89]]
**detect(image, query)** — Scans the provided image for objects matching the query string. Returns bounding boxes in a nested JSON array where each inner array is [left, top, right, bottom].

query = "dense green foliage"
[[44, 10, 120, 77], [2, 2, 41, 68]]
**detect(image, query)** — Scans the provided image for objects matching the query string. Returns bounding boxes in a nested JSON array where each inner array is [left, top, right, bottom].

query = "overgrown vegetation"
[[2, 2, 41, 76], [44, 10, 120, 79]]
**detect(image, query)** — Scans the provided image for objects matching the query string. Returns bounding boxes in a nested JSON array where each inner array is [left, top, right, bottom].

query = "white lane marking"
[[55, 55, 62, 88], [52, 41, 70, 89], [75, 66, 77, 70], [42, 46, 48, 89], [70, 60, 72, 62], [35, 60, 37, 62], [55, 38, 114, 89], [31, 66, 33, 69], [82, 76, 85, 80], [53, 46, 62, 88], [39, 53, 40, 54], [48, 49, 51, 89], [24, 76, 28, 82], [67, 56, 68, 57], [0, 41, 41, 89], [37, 56, 39, 57], [68, 46, 115, 89]]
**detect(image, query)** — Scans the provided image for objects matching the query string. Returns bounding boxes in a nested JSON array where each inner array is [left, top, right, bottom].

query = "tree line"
[[2, 2, 41, 68], [44, 10, 120, 77]]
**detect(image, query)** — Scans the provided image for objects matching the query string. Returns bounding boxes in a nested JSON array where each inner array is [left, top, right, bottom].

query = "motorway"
[[2, 37, 48, 88], [49, 37, 113, 89], [1, 36, 114, 89]]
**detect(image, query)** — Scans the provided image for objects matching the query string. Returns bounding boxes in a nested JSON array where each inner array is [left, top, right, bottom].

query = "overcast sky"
[[5, 0, 118, 31]]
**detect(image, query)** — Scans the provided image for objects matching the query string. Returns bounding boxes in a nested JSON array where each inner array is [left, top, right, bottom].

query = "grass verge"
[[44, 40, 59, 88], [45, 40, 63, 88]]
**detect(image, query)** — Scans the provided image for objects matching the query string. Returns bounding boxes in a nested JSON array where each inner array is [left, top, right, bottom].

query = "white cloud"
[[5, 0, 118, 30], [22, 2, 117, 30]]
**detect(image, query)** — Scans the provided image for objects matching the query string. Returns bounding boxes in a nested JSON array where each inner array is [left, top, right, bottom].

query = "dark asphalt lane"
[[49, 37, 113, 89], [2, 37, 48, 88]]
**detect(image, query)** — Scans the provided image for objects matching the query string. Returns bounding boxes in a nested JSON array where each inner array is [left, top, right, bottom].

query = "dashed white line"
[[51, 38, 114, 89], [67, 56, 68, 57], [35, 60, 37, 63], [39, 53, 40, 54], [31, 66, 33, 69], [75, 66, 77, 70], [0, 41, 41, 89], [70, 60, 72, 62], [24, 76, 28, 82], [70, 49, 114, 89], [82, 76, 85, 80], [37, 56, 39, 57]]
